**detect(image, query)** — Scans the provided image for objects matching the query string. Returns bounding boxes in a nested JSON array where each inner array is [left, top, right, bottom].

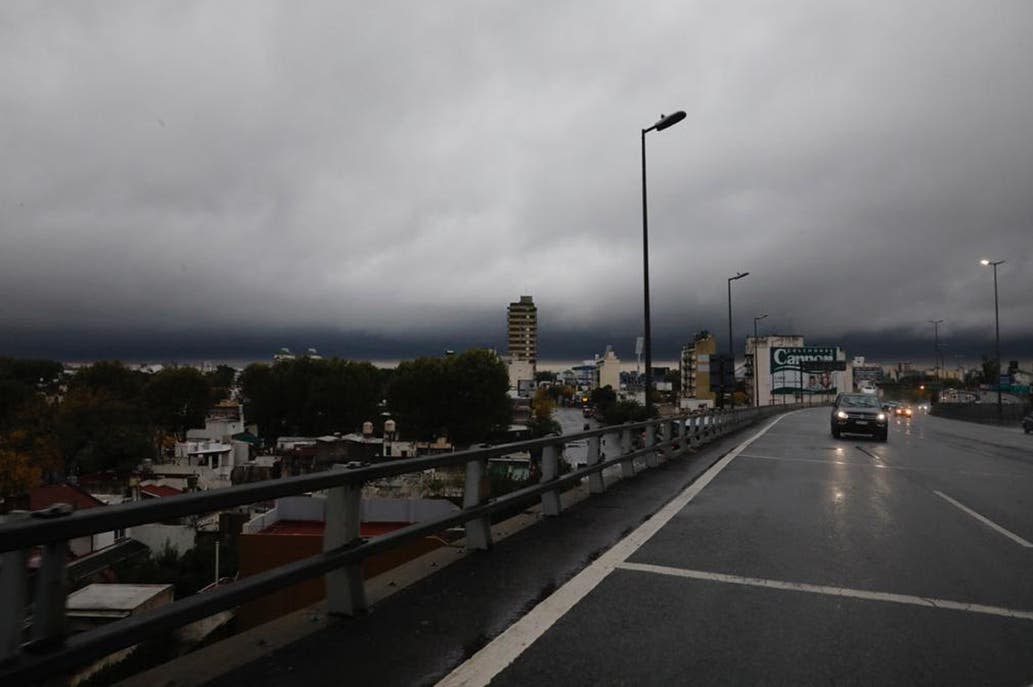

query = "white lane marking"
[[933, 490, 1033, 548], [616, 562, 1033, 621], [435, 413, 794, 687]]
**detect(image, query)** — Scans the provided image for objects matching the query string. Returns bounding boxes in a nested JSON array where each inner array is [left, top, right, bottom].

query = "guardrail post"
[[620, 427, 635, 479], [31, 540, 68, 650], [540, 442, 562, 516], [1, 511, 29, 663], [324, 471, 367, 616], [463, 458, 492, 550], [676, 418, 687, 457], [645, 423, 658, 468], [587, 435, 604, 494], [26, 505, 72, 652], [660, 420, 674, 462]]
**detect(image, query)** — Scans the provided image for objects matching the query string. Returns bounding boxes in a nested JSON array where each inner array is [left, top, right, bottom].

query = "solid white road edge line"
[[616, 561, 1033, 621], [435, 412, 794, 687], [933, 490, 1033, 548]]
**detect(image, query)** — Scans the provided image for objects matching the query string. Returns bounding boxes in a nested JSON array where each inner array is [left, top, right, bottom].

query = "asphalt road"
[[457, 408, 1033, 686]]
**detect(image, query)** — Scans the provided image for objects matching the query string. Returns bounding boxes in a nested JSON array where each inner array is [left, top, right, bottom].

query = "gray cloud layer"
[[1, 2, 1031, 362]]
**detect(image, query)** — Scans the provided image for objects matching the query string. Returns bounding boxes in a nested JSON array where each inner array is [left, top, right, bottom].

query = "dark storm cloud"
[[1, 1, 1031, 363]]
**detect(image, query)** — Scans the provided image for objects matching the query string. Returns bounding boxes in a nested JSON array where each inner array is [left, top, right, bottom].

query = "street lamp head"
[[980, 259, 991, 266], [729, 271, 749, 281], [651, 110, 687, 132], [756, 314, 768, 321]]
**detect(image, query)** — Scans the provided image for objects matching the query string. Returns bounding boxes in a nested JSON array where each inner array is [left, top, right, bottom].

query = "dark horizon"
[[1, 324, 1027, 370]]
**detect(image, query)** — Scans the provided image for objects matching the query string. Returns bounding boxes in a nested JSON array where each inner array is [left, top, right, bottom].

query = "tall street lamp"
[[727, 271, 749, 409], [753, 314, 767, 407], [928, 319, 943, 383], [641, 110, 686, 417], [980, 258, 1005, 423]]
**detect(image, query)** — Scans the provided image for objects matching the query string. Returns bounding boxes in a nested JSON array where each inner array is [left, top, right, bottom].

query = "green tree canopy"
[[57, 387, 153, 475], [143, 367, 212, 438], [70, 361, 148, 401], [239, 358, 383, 440], [387, 349, 511, 445]]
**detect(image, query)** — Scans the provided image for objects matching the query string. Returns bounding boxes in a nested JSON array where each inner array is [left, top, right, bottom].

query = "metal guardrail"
[[0, 403, 808, 682]]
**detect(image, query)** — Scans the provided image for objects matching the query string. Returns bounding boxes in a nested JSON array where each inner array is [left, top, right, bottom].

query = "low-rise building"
[[236, 494, 461, 629]]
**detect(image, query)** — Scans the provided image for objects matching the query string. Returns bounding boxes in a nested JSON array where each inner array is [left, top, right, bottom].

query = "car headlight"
[[836, 410, 849, 419], [877, 413, 886, 421]]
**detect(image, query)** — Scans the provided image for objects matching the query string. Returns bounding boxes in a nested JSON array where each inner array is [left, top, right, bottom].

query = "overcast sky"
[[1, 2, 1031, 364]]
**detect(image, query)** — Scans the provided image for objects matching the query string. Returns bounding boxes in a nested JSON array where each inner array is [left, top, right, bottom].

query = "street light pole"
[[753, 314, 767, 407], [640, 110, 685, 418], [980, 259, 1005, 423], [929, 319, 943, 383], [727, 272, 749, 409]]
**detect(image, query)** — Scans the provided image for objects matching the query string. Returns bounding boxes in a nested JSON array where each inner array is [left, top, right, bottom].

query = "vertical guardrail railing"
[[323, 469, 366, 615], [463, 457, 492, 550], [587, 434, 604, 495], [540, 442, 562, 517], [620, 426, 635, 478]]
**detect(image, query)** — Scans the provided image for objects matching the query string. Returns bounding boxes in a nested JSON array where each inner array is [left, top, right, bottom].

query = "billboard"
[[770, 346, 840, 395]]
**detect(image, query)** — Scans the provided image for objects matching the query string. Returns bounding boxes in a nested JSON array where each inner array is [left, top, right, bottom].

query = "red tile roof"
[[140, 484, 183, 498], [29, 483, 105, 512]]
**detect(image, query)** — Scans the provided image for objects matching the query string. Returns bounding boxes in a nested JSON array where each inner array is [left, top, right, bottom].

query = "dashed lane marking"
[[616, 562, 1033, 621], [934, 490, 1033, 548]]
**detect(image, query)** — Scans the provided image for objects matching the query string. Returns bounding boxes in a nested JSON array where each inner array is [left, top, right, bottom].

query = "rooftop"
[[67, 583, 174, 615], [29, 483, 105, 512]]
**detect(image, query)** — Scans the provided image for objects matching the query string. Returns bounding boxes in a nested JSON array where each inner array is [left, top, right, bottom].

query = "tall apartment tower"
[[507, 295, 537, 389], [680, 331, 717, 408]]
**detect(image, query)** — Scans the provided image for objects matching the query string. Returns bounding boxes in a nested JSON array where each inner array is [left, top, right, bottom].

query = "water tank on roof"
[[384, 419, 396, 436], [362, 421, 374, 436]]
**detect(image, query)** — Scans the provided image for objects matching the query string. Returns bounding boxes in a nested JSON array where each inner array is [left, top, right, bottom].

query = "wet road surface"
[[450, 408, 1033, 686]]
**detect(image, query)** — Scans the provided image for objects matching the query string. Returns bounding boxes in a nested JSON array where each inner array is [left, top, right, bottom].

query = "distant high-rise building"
[[507, 295, 537, 390], [680, 331, 717, 408]]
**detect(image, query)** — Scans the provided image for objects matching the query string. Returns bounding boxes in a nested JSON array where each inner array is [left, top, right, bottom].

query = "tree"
[[589, 385, 618, 411], [527, 387, 561, 438], [0, 435, 43, 497], [545, 384, 575, 406], [439, 349, 511, 445], [57, 387, 154, 475], [239, 358, 382, 441], [386, 357, 450, 441], [601, 399, 650, 425], [387, 349, 511, 445], [144, 367, 212, 438], [70, 361, 147, 401], [0, 356, 63, 430]]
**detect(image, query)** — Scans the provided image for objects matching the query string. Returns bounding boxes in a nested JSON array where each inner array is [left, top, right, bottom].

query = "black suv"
[[1023, 414, 1033, 434], [831, 393, 888, 441]]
